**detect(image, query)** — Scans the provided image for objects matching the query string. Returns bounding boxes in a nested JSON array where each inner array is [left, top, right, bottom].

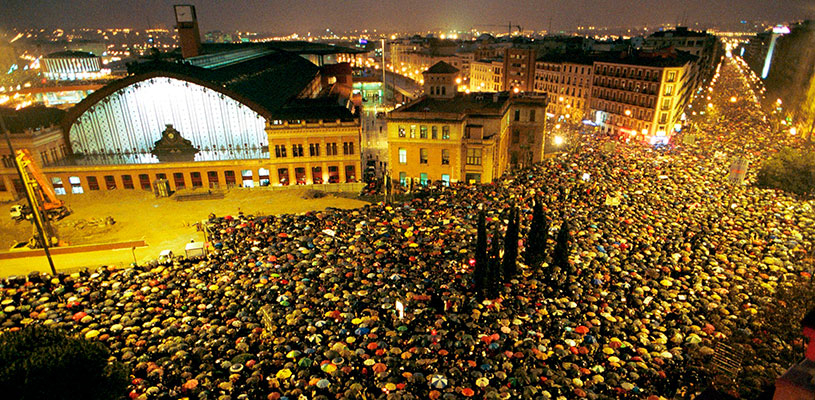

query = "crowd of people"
[[1, 57, 814, 400]]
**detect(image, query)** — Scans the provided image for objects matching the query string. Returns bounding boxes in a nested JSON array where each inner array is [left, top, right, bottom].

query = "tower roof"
[[423, 61, 459, 75]]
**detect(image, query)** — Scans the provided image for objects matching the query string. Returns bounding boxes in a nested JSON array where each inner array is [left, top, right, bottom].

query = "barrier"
[[0, 240, 147, 260]]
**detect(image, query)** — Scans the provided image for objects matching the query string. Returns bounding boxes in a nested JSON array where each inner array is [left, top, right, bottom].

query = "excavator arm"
[[15, 149, 65, 211]]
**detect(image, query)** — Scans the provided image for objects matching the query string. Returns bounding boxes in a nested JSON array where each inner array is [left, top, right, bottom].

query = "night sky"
[[2, 0, 813, 33]]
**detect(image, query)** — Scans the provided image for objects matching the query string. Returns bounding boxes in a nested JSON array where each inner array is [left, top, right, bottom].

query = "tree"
[[473, 211, 488, 295], [0, 325, 129, 400], [551, 220, 571, 271], [524, 197, 549, 268], [487, 225, 503, 297], [756, 147, 815, 198], [502, 207, 519, 279]]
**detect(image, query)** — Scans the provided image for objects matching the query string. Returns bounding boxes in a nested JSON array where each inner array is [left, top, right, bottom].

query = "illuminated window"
[[420, 148, 428, 164], [466, 148, 482, 165], [420, 126, 428, 139], [398, 126, 406, 137], [399, 148, 407, 164], [410, 125, 416, 138], [441, 149, 450, 165], [432, 126, 438, 139], [51, 177, 66, 195], [664, 85, 673, 96], [442, 126, 450, 140], [667, 71, 676, 82]]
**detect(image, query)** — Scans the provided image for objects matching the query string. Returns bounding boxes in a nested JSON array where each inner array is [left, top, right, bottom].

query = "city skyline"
[[2, 0, 813, 34]]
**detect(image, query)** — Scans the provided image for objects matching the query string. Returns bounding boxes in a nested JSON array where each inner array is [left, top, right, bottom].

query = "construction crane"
[[473, 22, 523, 37], [9, 148, 70, 250], [13, 149, 71, 221]]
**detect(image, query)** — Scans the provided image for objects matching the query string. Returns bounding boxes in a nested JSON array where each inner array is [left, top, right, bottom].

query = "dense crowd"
[[2, 58, 814, 400]]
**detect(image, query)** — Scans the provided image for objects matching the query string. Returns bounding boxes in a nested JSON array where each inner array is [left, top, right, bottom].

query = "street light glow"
[[553, 135, 564, 145], [730, 96, 737, 102]]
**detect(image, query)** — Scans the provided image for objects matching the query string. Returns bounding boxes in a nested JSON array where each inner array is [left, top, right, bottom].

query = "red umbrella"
[[367, 342, 378, 350], [462, 388, 475, 397], [575, 326, 589, 334]]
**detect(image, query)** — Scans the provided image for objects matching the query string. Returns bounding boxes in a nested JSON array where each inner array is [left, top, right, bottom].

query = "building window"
[[277, 168, 289, 185], [466, 148, 482, 165], [410, 125, 416, 138], [399, 172, 407, 186], [659, 112, 668, 124], [0, 179, 6, 192], [432, 126, 438, 139], [662, 99, 671, 110], [442, 126, 450, 140], [441, 174, 450, 186], [68, 176, 83, 194], [190, 172, 203, 188], [172, 173, 185, 190], [312, 167, 323, 184], [87, 176, 99, 191], [309, 143, 320, 156], [121, 174, 134, 189], [398, 148, 407, 164], [345, 165, 356, 183], [398, 126, 406, 137], [40, 151, 49, 164], [104, 175, 117, 190], [420, 148, 428, 164], [512, 130, 520, 144], [328, 166, 339, 183], [667, 71, 676, 82], [295, 167, 307, 184], [420, 173, 428, 186], [441, 149, 450, 165], [292, 144, 304, 157], [241, 170, 254, 187], [275, 145, 287, 158], [51, 177, 66, 195], [139, 174, 151, 190], [343, 142, 355, 155], [529, 109, 535, 122], [258, 168, 270, 186], [664, 84, 673, 96], [224, 171, 236, 186], [420, 126, 428, 139], [514, 110, 521, 121]]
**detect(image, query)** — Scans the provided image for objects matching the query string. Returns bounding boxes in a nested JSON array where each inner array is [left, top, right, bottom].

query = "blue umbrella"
[[480, 363, 492, 371], [488, 342, 499, 350], [355, 327, 370, 336]]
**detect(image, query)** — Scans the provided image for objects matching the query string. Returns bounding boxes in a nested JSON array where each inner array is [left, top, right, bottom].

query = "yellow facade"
[[265, 119, 361, 185], [387, 94, 547, 186]]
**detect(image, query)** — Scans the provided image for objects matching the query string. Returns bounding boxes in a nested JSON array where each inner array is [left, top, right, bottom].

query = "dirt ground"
[[0, 188, 368, 273]]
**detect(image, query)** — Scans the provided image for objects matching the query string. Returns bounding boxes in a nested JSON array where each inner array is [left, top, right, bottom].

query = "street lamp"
[[553, 135, 564, 145], [624, 109, 631, 117], [730, 96, 737, 103]]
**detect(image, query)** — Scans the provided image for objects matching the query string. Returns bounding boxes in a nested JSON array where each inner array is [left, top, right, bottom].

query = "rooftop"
[[595, 50, 698, 68], [275, 96, 356, 122], [648, 27, 710, 38], [392, 92, 511, 116], [1, 106, 66, 133], [45, 50, 98, 59], [423, 61, 459, 75]]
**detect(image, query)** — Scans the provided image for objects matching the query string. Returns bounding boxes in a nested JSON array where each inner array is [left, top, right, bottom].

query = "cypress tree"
[[473, 211, 488, 294], [502, 207, 519, 279], [487, 224, 502, 297], [552, 219, 571, 271], [524, 197, 549, 267]]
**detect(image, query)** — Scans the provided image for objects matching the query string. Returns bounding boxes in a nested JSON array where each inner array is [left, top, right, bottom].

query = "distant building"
[[503, 48, 536, 92], [534, 54, 594, 120], [470, 58, 503, 92], [589, 50, 697, 140], [0, 106, 68, 196], [387, 61, 547, 186], [41, 51, 107, 81]]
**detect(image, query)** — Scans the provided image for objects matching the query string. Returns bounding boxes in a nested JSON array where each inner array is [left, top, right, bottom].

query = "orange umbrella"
[[429, 390, 441, 400], [462, 388, 475, 397], [372, 362, 387, 373], [367, 342, 378, 350], [575, 326, 589, 334]]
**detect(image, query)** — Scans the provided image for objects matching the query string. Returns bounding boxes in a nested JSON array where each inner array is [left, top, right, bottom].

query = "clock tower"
[[174, 4, 201, 58]]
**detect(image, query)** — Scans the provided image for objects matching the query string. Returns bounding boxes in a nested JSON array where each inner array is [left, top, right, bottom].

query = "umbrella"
[[462, 388, 475, 397], [373, 362, 387, 373], [476, 377, 489, 387], [316, 379, 330, 389], [276, 369, 292, 379], [429, 390, 441, 400], [320, 363, 337, 373], [575, 326, 589, 335], [430, 375, 448, 389], [355, 327, 370, 336]]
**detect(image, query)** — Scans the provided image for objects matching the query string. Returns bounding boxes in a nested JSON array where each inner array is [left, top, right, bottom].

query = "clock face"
[[168, 133, 175, 139], [175, 5, 194, 23]]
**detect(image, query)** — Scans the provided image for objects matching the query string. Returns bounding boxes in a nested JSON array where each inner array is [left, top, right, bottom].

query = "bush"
[[0, 325, 129, 400], [301, 189, 327, 199], [756, 147, 815, 198]]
